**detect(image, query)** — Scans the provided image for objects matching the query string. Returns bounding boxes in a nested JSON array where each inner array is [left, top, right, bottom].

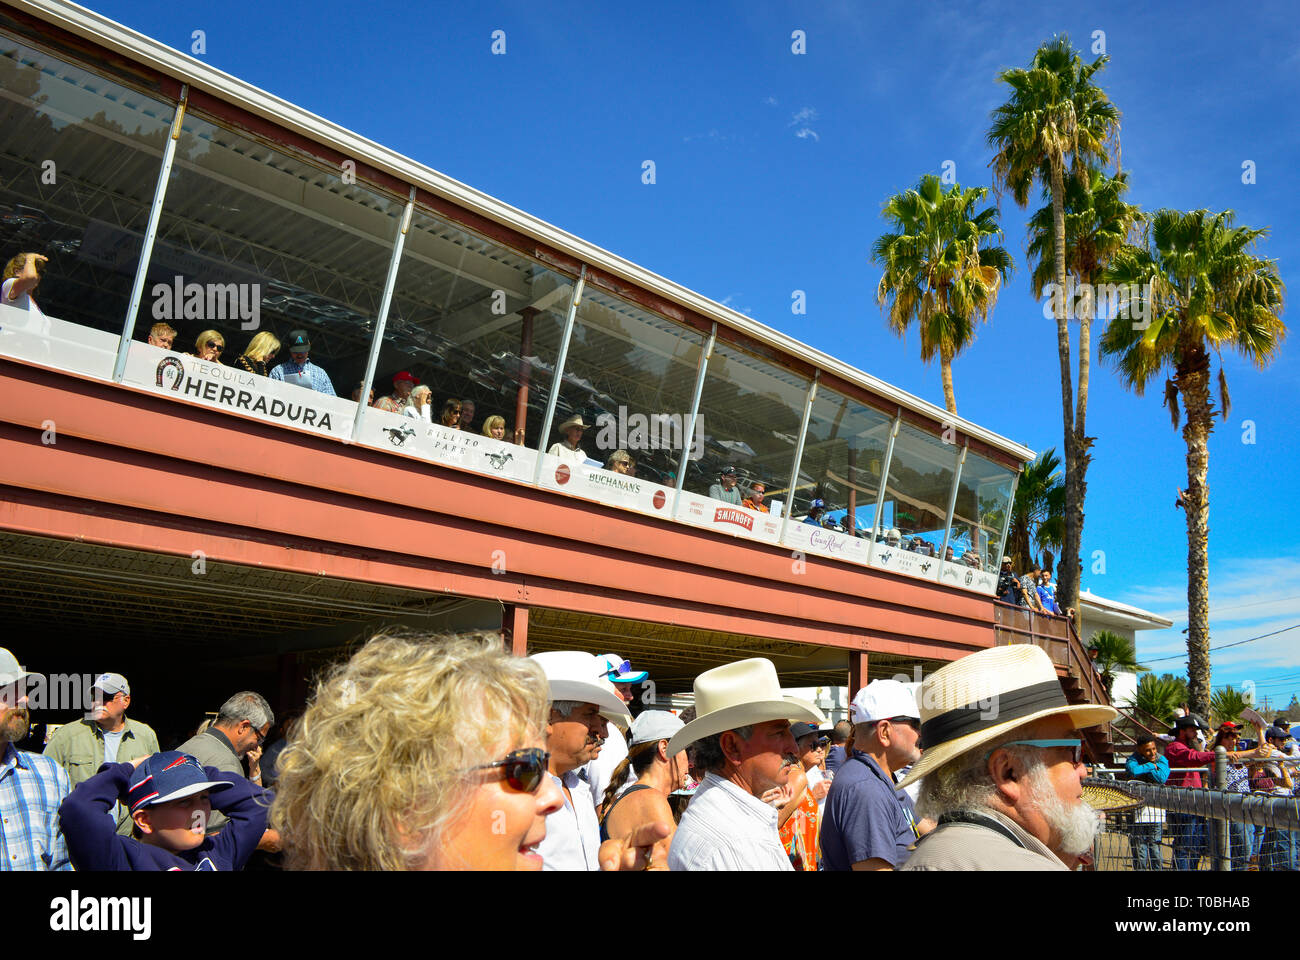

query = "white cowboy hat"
[[0, 647, 35, 687], [896, 644, 1117, 789], [557, 414, 588, 432], [666, 658, 824, 756], [529, 651, 632, 731]]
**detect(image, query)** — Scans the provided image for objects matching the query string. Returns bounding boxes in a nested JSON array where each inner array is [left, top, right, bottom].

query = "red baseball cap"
[[392, 371, 419, 385]]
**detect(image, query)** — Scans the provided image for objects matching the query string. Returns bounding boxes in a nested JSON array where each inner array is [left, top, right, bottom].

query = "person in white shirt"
[[583, 654, 647, 812], [547, 414, 589, 464], [1, 251, 49, 333], [666, 657, 824, 871], [403, 385, 434, 421], [529, 651, 633, 871]]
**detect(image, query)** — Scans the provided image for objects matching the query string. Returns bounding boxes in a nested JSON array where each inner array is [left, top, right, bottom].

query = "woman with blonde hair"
[[190, 329, 225, 363], [482, 415, 507, 442], [271, 629, 664, 870], [2, 251, 49, 326], [403, 385, 433, 421], [232, 331, 280, 377]]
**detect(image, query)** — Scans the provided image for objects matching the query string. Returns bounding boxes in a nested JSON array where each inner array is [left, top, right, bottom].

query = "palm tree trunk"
[[1049, 161, 1080, 615], [1061, 268, 1092, 616], [1181, 351, 1213, 719], [940, 353, 957, 414]]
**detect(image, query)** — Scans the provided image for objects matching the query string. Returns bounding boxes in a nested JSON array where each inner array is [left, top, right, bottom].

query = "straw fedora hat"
[[529, 651, 632, 731], [666, 658, 824, 757], [896, 645, 1117, 789]]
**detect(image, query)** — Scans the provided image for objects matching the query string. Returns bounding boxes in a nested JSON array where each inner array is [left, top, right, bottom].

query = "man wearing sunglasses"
[[175, 692, 275, 845], [898, 645, 1119, 871], [530, 652, 632, 870], [821, 679, 926, 871]]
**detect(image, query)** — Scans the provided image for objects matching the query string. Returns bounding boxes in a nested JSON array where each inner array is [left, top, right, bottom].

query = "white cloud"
[[794, 128, 820, 142], [789, 106, 818, 125], [763, 96, 779, 106]]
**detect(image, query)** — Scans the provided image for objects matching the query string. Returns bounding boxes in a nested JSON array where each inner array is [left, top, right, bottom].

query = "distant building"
[[1076, 590, 1173, 707]]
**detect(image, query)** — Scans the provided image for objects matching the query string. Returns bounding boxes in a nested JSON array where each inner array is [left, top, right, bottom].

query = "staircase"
[[992, 601, 1116, 767]]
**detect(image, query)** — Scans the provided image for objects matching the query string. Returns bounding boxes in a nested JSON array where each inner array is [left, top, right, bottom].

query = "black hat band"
[[920, 679, 1068, 749]]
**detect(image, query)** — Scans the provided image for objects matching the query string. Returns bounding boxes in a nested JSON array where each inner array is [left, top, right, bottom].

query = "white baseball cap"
[[629, 710, 684, 746], [850, 679, 920, 724], [0, 648, 35, 688]]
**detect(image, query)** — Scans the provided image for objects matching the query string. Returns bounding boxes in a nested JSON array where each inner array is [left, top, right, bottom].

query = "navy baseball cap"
[[127, 752, 232, 813]]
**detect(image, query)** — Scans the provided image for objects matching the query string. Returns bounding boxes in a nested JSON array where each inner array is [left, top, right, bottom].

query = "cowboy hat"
[[557, 414, 588, 432], [896, 645, 1117, 789], [666, 658, 824, 757], [529, 651, 632, 731]]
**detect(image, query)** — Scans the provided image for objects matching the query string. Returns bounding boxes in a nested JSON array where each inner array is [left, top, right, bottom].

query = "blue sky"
[[94, 0, 1300, 711]]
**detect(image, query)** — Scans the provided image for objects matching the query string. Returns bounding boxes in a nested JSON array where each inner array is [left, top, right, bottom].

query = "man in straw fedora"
[[898, 644, 1117, 871], [530, 651, 632, 870], [666, 658, 824, 871], [547, 413, 590, 465]]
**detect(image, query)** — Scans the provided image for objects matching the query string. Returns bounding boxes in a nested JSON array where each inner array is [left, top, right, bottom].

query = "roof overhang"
[[1078, 591, 1174, 631]]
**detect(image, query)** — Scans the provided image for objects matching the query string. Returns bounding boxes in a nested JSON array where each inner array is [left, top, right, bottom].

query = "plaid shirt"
[[0, 743, 72, 871], [269, 359, 336, 396]]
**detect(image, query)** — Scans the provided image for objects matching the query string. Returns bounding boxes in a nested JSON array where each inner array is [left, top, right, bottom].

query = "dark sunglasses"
[[467, 747, 549, 793], [206, 340, 224, 352]]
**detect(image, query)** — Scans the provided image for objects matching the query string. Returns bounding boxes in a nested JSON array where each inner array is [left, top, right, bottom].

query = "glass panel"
[[145, 110, 403, 394], [876, 422, 958, 555], [361, 207, 571, 481], [0, 33, 174, 372], [691, 340, 809, 515], [947, 451, 1016, 570], [549, 287, 702, 482], [795, 389, 893, 537]]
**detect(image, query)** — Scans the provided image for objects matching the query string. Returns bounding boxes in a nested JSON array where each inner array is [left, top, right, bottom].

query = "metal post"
[[866, 414, 901, 564], [351, 186, 415, 442], [1213, 746, 1229, 870], [778, 373, 819, 546], [993, 470, 1020, 570], [514, 307, 538, 445], [938, 444, 967, 571], [672, 323, 716, 517], [112, 85, 188, 383], [532, 266, 586, 484]]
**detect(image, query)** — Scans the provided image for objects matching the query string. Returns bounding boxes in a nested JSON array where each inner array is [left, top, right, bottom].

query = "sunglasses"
[[987, 738, 1083, 765], [467, 747, 550, 793], [601, 659, 632, 680], [206, 341, 224, 352]]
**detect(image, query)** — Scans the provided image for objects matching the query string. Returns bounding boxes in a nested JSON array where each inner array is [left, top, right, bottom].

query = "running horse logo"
[[385, 424, 416, 447], [155, 356, 184, 390], [485, 451, 514, 471]]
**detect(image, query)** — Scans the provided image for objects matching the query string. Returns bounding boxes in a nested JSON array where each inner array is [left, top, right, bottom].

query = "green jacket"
[[44, 717, 160, 835]]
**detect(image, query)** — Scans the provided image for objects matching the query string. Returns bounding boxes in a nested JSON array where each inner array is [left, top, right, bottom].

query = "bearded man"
[[899, 645, 1117, 871], [0, 647, 72, 870]]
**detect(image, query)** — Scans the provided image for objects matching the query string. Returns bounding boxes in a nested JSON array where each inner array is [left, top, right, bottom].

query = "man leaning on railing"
[[1123, 735, 1169, 870]]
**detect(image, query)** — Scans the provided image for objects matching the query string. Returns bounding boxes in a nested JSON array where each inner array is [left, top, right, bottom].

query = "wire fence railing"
[[1086, 758, 1300, 871]]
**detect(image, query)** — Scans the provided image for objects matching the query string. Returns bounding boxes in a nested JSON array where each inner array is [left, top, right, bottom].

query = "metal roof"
[[11, 0, 1036, 465]]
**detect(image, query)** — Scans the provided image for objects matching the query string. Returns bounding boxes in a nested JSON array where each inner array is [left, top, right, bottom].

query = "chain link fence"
[[1087, 759, 1300, 871]]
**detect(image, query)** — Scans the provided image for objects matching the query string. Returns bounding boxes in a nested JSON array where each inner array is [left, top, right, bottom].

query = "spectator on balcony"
[[963, 549, 983, 568], [351, 382, 374, 406], [1, 252, 48, 329], [1165, 715, 1264, 870], [885, 528, 902, 548], [376, 371, 418, 414], [190, 329, 226, 364], [821, 681, 924, 871], [270, 330, 336, 396], [482, 415, 507, 442], [147, 322, 177, 351], [1037, 575, 1063, 615], [404, 385, 434, 422], [803, 499, 827, 527], [458, 400, 476, 433], [232, 331, 280, 378], [708, 466, 743, 505], [1123, 734, 1168, 870], [742, 481, 769, 513], [605, 450, 635, 475], [996, 558, 1025, 605], [900, 645, 1118, 871], [548, 415, 589, 464], [438, 399, 462, 429], [1019, 563, 1045, 612]]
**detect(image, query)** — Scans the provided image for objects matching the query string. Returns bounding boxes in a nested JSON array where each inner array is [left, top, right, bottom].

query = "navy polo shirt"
[[820, 750, 919, 870]]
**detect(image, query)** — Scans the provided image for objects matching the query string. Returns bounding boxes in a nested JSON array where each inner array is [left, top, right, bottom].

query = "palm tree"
[[1210, 685, 1250, 728], [1087, 629, 1148, 698], [872, 173, 1014, 413], [1006, 448, 1064, 574], [1126, 673, 1187, 729], [988, 34, 1121, 620], [1099, 209, 1286, 717]]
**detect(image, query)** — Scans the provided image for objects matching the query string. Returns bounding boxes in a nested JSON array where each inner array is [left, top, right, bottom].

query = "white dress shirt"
[[582, 726, 629, 813], [537, 769, 602, 871], [667, 772, 793, 871], [547, 441, 589, 464]]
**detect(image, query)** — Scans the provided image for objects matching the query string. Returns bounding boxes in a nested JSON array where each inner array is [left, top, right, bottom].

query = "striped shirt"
[[668, 773, 793, 871], [0, 743, 72, 871]]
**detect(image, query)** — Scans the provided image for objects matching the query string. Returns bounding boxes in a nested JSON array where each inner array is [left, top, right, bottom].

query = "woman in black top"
[[233, 331, 280, 377]]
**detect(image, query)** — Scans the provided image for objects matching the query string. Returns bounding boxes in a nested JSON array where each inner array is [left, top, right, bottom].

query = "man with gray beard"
[[0, 647, 72, 870], [898, 645, 1116, 871]]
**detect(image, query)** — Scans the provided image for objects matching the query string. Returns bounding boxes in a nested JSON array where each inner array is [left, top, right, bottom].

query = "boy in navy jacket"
[[59, 751, 270, 870]]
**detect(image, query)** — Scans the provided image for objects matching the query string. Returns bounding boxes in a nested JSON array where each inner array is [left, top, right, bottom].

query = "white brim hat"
[[896, 644, 1117, 789], [667, 658, 824, 757], [0, 648, 35, 688], [530, 651, 632, 730]]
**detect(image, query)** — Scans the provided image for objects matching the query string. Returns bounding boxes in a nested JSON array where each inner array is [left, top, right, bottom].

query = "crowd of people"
[[2, 634, 1174, 872], [1121, 714, 1298, 871], [997, 557, 1068, 616]]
